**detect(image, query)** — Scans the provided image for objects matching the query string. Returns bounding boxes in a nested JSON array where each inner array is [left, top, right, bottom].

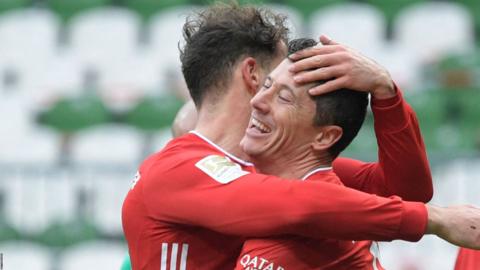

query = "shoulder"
[[305, 170, 344, 186]]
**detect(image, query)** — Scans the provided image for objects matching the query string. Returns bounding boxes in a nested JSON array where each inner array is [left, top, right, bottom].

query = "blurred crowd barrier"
[[1, 0, 480, 269]]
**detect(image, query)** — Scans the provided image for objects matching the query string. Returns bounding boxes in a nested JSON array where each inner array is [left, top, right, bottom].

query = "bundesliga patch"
[[195, 155, 250, 184]]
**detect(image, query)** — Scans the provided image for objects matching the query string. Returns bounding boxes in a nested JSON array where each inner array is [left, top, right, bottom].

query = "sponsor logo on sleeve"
[[195, 155, 250, 184]]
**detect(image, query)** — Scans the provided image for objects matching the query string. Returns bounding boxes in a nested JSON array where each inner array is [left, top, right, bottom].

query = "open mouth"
[[250, 117, 272, 134]]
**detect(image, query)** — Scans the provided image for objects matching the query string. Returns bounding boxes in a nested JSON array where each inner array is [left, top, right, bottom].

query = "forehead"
[[270, 58, 317, 98]]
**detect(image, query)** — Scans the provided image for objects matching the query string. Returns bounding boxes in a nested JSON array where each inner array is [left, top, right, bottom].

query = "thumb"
[[320, 35, 338, 45]]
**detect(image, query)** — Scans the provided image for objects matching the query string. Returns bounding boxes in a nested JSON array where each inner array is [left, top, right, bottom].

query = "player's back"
[[235, 169, 383, 270], [122, 132, 251, 270]]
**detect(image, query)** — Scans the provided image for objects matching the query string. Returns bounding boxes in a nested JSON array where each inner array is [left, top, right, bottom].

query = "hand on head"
[[288, 35, 396, 100]]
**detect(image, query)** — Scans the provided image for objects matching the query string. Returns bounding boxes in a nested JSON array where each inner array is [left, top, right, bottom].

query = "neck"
[[195, 87, 253, 161], [254, 149, 332, 179]]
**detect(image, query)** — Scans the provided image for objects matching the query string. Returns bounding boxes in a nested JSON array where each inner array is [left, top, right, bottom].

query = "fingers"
[[308, 77, 349, 96], [289, 53, 342, 73], [319, 34, 338, 45], [293, 65, 344, 84], [289, 44, 344, 61]]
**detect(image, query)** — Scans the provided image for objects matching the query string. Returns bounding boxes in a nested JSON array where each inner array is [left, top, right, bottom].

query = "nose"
[[250, 87, 271, 114]]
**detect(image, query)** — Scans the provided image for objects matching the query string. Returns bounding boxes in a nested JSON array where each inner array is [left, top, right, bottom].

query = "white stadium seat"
[[0, 93, 57, 165], [90, 173, 132, 235], [393, 1, 475, 64], [147, 6, 199, 100], [97, 52, 165, 102], [372, 42, 423, 91], [379, 235, 457, 270], [0, 8, 60, 67], [59, 241, 126, 270], [69, 7, 141, 70], [308, 3, 387, 56], [0, 241, 52, 270], [71, 125, 142, 165], [0, 8, 61, 96], [148, 6, 198, 70]]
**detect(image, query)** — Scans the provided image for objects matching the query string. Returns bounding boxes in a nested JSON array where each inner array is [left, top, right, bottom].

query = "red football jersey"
[[332, 89, 433, 202], [455, 248, 480, 270], [122, 131, 427, 270], [235, 169, 385, 270]]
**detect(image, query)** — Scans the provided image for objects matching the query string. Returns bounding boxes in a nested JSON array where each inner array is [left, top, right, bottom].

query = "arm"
[[333, 87, 433, 202], [144, 161, 427, 242], [142, 154, 480, 249]]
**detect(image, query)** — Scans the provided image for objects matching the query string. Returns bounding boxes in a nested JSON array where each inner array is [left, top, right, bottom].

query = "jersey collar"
[[189, 130, 254, 167], [301, 166, 333, 180]]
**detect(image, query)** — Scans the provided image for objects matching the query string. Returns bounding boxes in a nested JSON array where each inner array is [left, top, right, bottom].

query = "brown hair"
[[288, 38, 369, 159], [180, 1, 289, 107]]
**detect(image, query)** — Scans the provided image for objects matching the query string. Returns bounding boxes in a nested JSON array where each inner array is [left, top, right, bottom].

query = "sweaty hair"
[[288, 38, 369, 159], [180, 2, 289, 108]]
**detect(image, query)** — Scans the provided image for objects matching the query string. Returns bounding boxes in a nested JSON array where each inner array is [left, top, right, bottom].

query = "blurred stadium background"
[[0, 0, 479, 269]]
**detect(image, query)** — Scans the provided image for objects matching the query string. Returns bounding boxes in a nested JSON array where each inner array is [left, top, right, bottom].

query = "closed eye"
[[278, 89, 294, 103]]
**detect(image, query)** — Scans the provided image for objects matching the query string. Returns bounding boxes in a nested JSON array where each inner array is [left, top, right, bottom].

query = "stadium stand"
[[1, 0, 480, 269]]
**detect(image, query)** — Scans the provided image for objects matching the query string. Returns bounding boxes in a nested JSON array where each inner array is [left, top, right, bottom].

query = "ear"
[[311, 126, 343, 153], [241, 57, 261, 96]]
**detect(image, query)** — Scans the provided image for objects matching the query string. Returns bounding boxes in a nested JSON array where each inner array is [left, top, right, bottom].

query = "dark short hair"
[[180, 2, 289, 108], [288, 38, 369, 159]]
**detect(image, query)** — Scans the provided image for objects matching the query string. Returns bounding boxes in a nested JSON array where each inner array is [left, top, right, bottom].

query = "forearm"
[[424, 204, 480, 250], [371, 87, 433, 201]]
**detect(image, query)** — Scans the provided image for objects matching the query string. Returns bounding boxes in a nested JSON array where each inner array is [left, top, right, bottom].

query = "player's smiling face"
[[240, 58, 321, 160]]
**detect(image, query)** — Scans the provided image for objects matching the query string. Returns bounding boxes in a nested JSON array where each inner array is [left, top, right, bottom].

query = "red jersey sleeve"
[[455, 248, 480, 270], [143, 156, 427, 242], [333, 86, 433, 202]]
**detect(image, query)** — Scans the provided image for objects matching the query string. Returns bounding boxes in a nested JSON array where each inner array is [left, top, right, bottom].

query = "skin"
[[171, 100, 197, 138], [290, 35, 396, 99], [240, 57, 341, 179], [194, 41, 288, 161]]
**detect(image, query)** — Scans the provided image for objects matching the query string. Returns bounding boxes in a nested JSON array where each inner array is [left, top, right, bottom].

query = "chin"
[[240, 140, 261, 158]]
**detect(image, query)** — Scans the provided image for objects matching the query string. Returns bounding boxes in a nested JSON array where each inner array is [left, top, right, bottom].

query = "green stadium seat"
[[366, 0, 425, 28], [432, 52, 480, 88], [37, 95, 110, 133], [0, 192, 21, 241], [125, 0, 189, 21], [125, 95, 183, 131], [457, 0, 480, 44], [35, 220, 98, 247], [406, 90, 448, 153], [449, 88, 480, 151], [0, 0, 30, 14], [283, 0, 347, 19], [35, 188, 99, 247], [407, 88, 480, 154], [47, 0, 110, 22], [342, 112, 378, 159]]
